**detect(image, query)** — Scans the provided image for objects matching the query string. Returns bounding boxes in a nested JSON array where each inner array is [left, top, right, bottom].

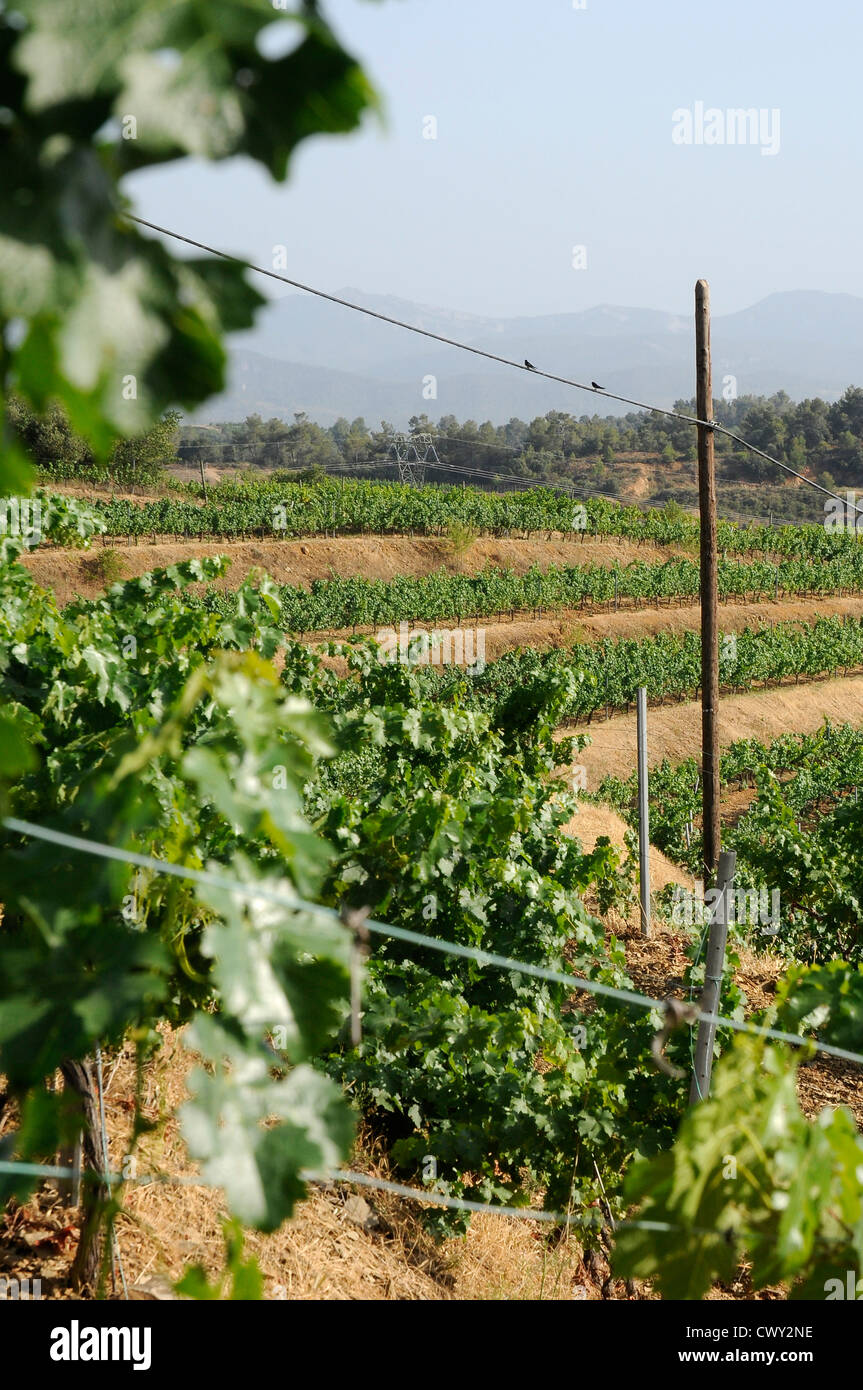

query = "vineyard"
[[4, 494, 863, 1306], [195, 555, 863, 633], [404, 614, 863, 720], [8, 0, 863, 1344], [66, 477, 862, 559], [0, 522, 654, 1266], [598, 722, 863, 960]]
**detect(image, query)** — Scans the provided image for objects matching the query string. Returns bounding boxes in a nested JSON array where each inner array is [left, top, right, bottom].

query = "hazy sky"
[[127, 0, 863, 321]]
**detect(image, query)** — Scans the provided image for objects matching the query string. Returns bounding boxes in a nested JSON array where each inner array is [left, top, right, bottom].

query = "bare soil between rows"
[[307, 593, 863, 662], [23, 532, 689, 606], [573, 673, 863, 785], [25, 538, 863, 671]]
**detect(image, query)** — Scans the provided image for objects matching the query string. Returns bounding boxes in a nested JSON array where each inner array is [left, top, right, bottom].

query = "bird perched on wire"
[[591, 380, 605, 391], [524, 359, 536, 370]]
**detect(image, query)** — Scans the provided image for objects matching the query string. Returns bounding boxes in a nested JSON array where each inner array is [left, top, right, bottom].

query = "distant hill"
[[192, 289, 863, 427]]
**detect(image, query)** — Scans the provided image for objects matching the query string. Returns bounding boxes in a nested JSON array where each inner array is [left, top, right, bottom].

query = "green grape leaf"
[[181, 1016, 353, 1231]]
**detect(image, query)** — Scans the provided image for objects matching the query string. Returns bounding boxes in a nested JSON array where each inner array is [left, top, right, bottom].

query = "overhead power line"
[[128, 215, 703, 425], [129, 214, 863, 518], [184, 435, 627, 502]]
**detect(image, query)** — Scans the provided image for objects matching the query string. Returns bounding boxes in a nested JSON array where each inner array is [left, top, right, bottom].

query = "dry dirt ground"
[[22, 532, 687, 606], [572, 672, 863, 784], [562, 802, 693, 895]]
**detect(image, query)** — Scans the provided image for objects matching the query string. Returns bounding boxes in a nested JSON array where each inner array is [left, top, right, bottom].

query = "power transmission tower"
[[388, 432, 440, 485]]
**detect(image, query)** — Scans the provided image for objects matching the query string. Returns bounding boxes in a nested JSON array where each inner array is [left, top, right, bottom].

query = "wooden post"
[[60, 1058, 110, 1290], [689, 850, 737, 1104], [636, 686, 651, 938], [696, 280, 720, 880], [57, 1132, 82, 1208], [199, 457, 208, 499]]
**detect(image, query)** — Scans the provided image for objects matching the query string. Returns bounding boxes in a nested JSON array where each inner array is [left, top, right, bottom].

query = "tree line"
[[12, 388, 863, 504], [9, 397, 182, 486], [179, 388, 863, 496]]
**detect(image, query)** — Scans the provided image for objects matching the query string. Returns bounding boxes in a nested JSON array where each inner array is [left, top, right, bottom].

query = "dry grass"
[[562, 801, 693, 902], [0, 1029, 603, 1302]]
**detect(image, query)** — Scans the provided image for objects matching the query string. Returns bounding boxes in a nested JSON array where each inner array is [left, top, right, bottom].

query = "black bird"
[[524, 359, 536, 370], [591, 380, 605, 390]]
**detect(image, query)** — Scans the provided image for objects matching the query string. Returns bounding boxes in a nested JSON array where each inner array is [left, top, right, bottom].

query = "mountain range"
[[192, 289, 863, 428]]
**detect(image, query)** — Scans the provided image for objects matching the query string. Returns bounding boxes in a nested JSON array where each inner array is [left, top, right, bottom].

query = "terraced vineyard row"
[[73, 478, 860, 558], [599, 721, 863, 861], [196, 553, 863, 632], [420, 614, 863, 720], [597, 722, 863, 961]]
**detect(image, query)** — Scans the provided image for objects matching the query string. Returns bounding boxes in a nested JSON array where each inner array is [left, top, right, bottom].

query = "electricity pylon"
[[388, 432, 440, 486]]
